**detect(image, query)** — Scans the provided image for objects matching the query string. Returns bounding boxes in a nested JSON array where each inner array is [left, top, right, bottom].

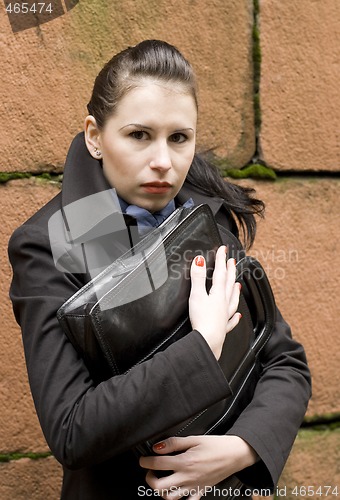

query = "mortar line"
[[251, 0, 261, 162], [0, 451, 52, 463]]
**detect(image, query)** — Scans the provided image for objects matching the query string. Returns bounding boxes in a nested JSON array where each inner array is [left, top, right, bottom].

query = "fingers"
[[226, 311, 242, 333], [191, 246, 237, 299], [153, 436, 198, 454], [144, 469, 183, 497], [139, 437, 193, 472], [228, 281, 241, 319], [210, 245, 227, 292], [210, 248, 237, 300], [189, 247, 241, 349], [225, 257, 237, 301], [190, 255, 207, 298], [144, 470, 202, 500]]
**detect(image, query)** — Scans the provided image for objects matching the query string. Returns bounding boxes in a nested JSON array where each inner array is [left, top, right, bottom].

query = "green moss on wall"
[[0, 172, 31, 183], [0, 451, 51, 463], [303, 412, 340, 431], [224, 163, 277, 181], [35, 173, 63, 185], [0, 172, 63, 186]]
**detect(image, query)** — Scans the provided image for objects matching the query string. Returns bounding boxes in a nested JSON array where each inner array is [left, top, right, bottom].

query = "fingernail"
[[233, 258, 237, 266], [239, 313, 242, 320], [238, 282, 242, 291], [153, 442, 166, 451], [195, 256, 204, 267]]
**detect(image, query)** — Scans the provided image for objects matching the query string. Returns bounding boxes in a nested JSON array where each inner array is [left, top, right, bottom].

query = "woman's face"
[[86, 81, 197, 212]]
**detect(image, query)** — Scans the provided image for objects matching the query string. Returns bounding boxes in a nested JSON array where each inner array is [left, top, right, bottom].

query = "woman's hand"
[[189, 245, 241, 359], [139, 435, 258, 500]]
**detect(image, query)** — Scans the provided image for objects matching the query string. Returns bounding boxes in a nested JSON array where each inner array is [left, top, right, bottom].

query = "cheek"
[[102, 147, 128, 175], [180, 149, 195, 174]]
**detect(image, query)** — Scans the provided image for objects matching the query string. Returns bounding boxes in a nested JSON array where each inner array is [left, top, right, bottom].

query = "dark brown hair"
[[87, 39, 197, 129], [87, 40, 264, 247]]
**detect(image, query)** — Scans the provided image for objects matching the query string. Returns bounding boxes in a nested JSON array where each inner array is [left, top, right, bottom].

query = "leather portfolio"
[[57, 203, 276, 497]]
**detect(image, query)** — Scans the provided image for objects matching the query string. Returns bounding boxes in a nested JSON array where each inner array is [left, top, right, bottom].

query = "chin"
[[145, 203, 167, 213], [140, 198, 172, 213]]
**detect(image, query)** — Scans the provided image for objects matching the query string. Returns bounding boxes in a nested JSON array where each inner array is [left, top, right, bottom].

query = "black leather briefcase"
[[57, 204, 276, 496]]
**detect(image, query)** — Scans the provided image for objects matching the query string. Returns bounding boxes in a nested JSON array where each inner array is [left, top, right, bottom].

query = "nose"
[[148, 140, 172, 172]]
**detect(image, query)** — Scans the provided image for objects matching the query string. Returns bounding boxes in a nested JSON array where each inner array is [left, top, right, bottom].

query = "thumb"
[[190, 255, 207, 296], [152, 436, 200, 455]]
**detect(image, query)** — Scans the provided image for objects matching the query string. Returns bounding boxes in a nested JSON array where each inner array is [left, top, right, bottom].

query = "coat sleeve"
[[8, 223, 231, 470], [226, 307, 311, 491]]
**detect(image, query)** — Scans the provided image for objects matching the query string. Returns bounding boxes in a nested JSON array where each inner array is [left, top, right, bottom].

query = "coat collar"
[[61, 132, 111, 208], [61, 132, 230, 239]]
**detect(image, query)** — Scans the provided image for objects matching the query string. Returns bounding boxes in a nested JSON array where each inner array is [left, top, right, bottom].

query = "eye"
[[169, 133, 188, 144], [129, 130, 149, 140]]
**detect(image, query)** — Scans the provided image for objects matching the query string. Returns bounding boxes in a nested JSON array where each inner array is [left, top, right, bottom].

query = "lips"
[[142, 181, 172, 187], [141, 181, 173, 194]]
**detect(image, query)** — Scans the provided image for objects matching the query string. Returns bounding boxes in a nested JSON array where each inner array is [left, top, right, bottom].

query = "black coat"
[[8, 133, 311, 499]]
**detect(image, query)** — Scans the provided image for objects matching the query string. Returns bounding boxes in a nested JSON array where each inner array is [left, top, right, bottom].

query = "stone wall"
[[0, 0, 339, 498]]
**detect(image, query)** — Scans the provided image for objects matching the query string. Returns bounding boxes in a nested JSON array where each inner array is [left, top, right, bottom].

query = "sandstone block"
[[235, 178, 340, 417], [260, 0, 340, 171], [0, 179, 60, 451], [0, 0, 255, 172], [278, 428, 340, 499], [0, 456, 62, 500]]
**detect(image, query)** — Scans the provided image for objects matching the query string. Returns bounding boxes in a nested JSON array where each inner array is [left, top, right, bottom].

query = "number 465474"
[[292, 485, 339, 496], [6, 3, 53, 14]]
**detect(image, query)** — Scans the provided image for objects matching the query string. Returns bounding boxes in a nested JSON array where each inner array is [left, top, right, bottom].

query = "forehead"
[[127, 77, 195, 99], [112, 80, 198, 122]]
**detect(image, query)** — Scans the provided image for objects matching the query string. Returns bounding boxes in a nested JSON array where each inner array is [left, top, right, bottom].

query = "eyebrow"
[[120, 123, 194, 132]]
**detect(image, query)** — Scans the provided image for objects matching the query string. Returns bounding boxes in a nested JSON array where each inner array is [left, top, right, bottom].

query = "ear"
[[84, 115, 102, 159]]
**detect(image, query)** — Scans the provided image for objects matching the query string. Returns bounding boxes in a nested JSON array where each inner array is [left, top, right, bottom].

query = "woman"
[[8, 40, 311, 499]]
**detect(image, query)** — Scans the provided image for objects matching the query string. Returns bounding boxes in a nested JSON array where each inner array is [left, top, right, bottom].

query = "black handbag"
[[57, 203, 276, 497]]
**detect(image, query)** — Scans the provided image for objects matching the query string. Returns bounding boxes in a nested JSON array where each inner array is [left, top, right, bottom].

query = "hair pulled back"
[[87, 40, 264, 248], [87, 39, 197, 129]]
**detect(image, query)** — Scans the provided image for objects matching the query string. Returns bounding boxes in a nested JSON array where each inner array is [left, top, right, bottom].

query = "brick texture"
[[0, 0, 255, 172], [0, 456, 62, 500], [1, 179, 60, 451], [278, 428, 340, 499], [255, 428, 340, 500], [235, 178, 340, 417], [260, 0, 340, 171]]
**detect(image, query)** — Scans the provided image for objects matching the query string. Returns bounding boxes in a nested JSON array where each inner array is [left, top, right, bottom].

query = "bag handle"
[[236, 256, 276, 354], [217, 222, 276, 354]]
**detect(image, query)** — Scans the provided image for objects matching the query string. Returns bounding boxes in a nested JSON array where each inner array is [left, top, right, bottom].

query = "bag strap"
[[217, 222, 276, 353], [236, 256, 276, 353]]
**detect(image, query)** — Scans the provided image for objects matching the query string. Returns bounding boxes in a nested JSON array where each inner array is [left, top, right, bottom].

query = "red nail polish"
[[153, 442, 166, 451], [238, 282, 242, 291], [233, 258, 237, 266], [195, 256, 204, 267]]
